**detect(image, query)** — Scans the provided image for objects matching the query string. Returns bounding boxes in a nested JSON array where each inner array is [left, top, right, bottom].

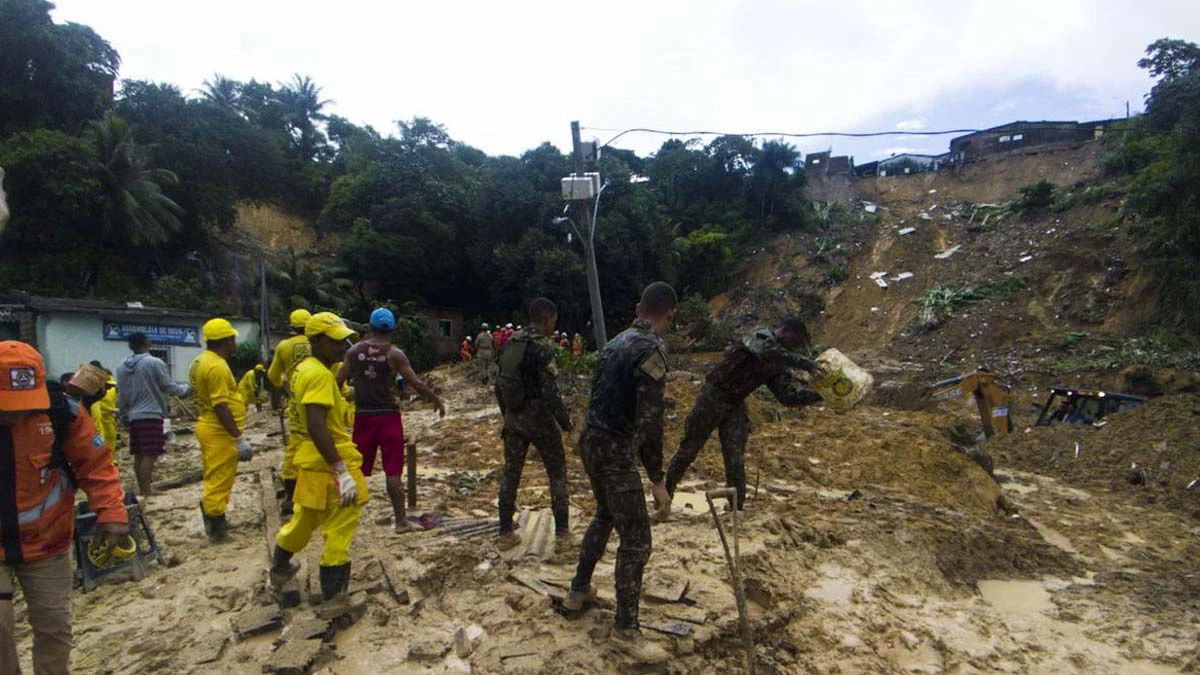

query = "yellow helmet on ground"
[[202, 318, 238, 342], [289, 309, 313, 329]]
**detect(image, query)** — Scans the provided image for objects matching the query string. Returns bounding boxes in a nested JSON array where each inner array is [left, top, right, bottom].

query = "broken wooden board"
[[642, 620, 693, 637], [377, 556, 412, 605], [507, 570, 554, 597], [279, 618, 331, 642], [231, 605, 282, 640], [663, 605, 708, 625], [643, 574, 689, 603], [265, 639, 324, 675]]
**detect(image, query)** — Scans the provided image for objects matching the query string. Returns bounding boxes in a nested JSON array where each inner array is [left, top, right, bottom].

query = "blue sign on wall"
[[102, 320, 200, 346]]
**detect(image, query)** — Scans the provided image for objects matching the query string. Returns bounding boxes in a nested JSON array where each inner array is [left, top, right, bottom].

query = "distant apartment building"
[[948, 120, 1119, 163]]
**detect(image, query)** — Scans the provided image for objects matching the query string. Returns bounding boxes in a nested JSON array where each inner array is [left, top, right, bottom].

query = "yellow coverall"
[[238, 367, 265, 409], [268, 334, 311, 481], [189, 350, 246, 516], [90, 378, 119, 451], [276, 356, 368, 566]]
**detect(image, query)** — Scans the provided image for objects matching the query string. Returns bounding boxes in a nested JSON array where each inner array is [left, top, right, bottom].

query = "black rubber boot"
[[319, 563, 351, 600], [207, 514, 231, 543], [269, 546, 300, 587], [280, 479, 296, 518]]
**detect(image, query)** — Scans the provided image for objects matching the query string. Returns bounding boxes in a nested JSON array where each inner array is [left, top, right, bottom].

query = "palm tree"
[[200, 74, 240, 111], [267, 247, 353, 313], [752, 141, 801, 222], [275, 74, 333, 161], [85, 113, 183, 246]]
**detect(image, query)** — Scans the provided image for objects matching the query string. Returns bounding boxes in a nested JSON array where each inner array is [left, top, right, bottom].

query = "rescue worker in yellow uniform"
[[189, 318, 252, 543], [90, 369, 119, 451], [268, 312, 367, 614], [238, 363, 267, 412], [267, 308, 313, 517]]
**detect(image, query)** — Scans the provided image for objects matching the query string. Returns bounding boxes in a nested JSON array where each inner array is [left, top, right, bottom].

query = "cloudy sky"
[[51, 0, 1195, 161]]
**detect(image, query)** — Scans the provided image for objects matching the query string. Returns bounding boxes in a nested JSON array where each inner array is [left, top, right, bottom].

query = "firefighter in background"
[[89, 362, 119, 451], [460, 336, 473, 362]]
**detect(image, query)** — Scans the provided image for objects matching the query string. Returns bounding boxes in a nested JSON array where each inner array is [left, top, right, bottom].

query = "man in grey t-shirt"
[[116, 332, 191, 495]]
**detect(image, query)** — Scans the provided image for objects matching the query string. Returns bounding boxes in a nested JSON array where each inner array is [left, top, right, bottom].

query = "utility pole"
[[571, 120, 607, 348]]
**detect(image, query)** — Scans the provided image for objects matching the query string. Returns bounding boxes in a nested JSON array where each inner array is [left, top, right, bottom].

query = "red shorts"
[[353, 411, 405, 477], [128, 419, 166, 456]]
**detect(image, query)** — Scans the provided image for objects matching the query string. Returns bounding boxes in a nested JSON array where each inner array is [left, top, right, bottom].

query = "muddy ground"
[[9, 358, 1199, 675]]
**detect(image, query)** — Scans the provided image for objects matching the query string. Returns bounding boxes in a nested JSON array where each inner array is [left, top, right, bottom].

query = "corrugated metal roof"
[[21, 295, 215, 320]]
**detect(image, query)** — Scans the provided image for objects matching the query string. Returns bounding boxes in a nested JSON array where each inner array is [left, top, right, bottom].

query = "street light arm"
[[590, 181, 610, 246], [552, 216, 585, 246]]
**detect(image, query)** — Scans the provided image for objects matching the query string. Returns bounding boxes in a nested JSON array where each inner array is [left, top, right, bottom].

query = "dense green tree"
[[85, 112, 183, 247], [0, 128, 100, 244], [0, 0, 120, 136]]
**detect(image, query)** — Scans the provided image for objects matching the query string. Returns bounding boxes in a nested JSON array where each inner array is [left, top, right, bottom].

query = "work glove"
[[236, 437, 253, 461], [651, 481, 671, 523], [332, 461, 358, 507]]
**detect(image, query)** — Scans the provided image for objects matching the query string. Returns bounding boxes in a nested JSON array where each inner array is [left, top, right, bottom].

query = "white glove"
[[236, 437, 253, 461], [332, 462, 358, 507]]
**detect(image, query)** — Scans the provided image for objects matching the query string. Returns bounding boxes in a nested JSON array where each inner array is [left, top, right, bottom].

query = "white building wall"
[[37, 313, 259, 381]]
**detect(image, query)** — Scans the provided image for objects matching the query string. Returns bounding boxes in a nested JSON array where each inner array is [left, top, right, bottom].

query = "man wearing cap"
[[267, 308, 313, 517], [117, 332, 192, 496], [339, 308, 445, 533], [474, 324, 494, 385], [268, 313, 367, 610], [238, 363, 267, 413], [189, 318, 251, 543], [0, 341, 129, 674]]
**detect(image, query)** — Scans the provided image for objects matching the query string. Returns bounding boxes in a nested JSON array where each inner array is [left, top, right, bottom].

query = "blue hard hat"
[[369, 308, 396, 331]]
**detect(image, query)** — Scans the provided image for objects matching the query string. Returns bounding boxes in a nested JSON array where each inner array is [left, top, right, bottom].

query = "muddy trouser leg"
[[572, 430, 612, 594], [606, 463, 652, 629], [718, 400, 751, 509], [0, 561, 17, 674], [11, 552, 73, 675], [665, 386, 725, 496], [533, 431, 570, 533], [498, 428, 530, 532]]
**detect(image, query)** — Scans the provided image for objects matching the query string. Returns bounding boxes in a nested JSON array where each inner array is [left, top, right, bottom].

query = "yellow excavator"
[[932, 368, 1014, 440]]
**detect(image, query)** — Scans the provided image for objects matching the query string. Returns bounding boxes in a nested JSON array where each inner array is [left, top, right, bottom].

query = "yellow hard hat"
[[254, 364, 265, 371], [305, 312, 357, 340], [289, 308, 313, 329], [202, 318, 238, 342], [88, 534, 137, 568]]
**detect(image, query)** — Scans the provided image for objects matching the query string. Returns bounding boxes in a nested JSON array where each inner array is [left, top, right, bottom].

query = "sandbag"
[[810, 348, 873, 411]]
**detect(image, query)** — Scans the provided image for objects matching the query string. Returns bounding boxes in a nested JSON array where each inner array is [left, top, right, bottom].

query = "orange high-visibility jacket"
[[0, 401, 128, 564]]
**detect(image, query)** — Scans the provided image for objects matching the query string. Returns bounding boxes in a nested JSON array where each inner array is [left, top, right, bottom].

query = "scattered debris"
[[898, 227, 916, 236], [231, 605, 282, 640], [934, 245, 962, 260], [893, 272, 914, 283]]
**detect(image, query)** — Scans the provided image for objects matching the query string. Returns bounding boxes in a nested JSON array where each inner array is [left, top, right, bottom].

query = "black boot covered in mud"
[[316, 563, 352, 619], [269, 546, 300, 587], [280, 479, 296, 519], [207, 514, 231, 544]]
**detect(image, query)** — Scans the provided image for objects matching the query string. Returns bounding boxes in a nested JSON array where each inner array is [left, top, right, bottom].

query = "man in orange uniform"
[[0, 341, 129, 674]]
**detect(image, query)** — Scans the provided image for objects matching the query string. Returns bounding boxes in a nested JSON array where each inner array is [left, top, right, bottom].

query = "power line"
[[586, 126, 986, 148], [580, 123, 1123, 150]]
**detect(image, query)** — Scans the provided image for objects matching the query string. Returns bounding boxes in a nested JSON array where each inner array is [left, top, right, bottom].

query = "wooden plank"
[[642, 620, 693, 637], [664, 606, 708, 625], [406, 441, 417, 508], [643, 574, 689, 603]]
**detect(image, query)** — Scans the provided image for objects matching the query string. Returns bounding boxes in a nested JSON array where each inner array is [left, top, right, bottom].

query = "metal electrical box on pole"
[[570, 120, 607, 349]]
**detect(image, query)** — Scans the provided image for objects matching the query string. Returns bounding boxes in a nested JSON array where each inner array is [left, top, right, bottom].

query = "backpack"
[[495, 335, 537, 412], [43, 380, 79, 488]]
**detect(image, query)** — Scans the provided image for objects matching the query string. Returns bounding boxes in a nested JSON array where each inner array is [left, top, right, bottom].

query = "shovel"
[[705, 487, 755, 675]]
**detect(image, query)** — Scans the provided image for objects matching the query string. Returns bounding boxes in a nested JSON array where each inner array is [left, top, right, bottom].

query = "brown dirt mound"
[[664, 379, 1002, 516], [992, 393, 1200, 512]]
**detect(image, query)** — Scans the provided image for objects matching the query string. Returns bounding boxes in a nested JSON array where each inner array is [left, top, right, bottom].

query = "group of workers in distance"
[[1, 283, 828, 671], [463, 322, 585, 385]]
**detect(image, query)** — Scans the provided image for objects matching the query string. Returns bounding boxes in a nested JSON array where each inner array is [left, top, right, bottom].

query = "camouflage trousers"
[[571, 426, 651, 629], [498, 423, 569, 533], [475, 353, 495, 385], [665, 382, 751, 509]]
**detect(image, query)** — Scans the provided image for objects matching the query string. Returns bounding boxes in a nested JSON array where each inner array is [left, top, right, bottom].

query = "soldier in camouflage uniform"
[[665, 317, 822, 510], [494, 299, 573, 550], [565, 282, 677, 664]]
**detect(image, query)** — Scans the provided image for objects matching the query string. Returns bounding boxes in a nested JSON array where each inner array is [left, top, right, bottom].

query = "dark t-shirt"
[[346, 340, 398, 412]]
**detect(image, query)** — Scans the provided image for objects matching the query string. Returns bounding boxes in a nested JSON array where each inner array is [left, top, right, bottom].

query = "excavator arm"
[[932, 370, 1013, 440]]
